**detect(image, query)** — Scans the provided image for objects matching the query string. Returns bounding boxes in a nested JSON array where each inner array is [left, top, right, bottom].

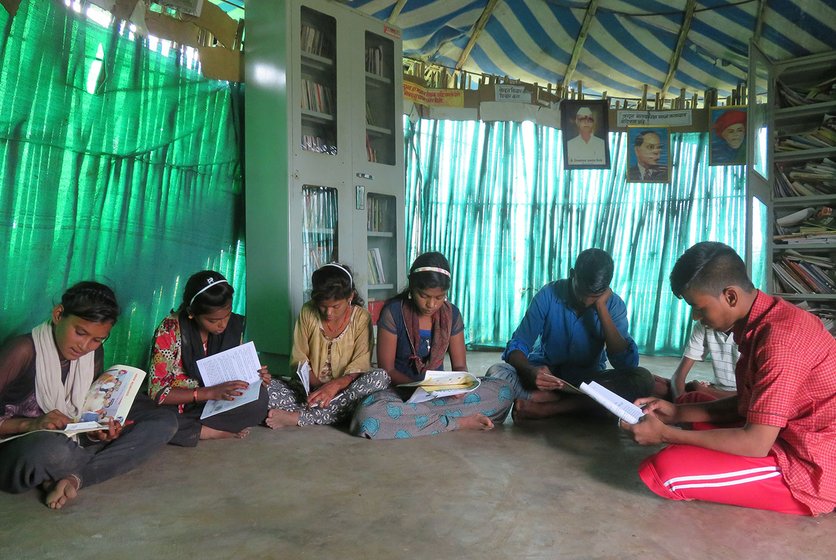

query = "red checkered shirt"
[[733, 291, 836, 515]]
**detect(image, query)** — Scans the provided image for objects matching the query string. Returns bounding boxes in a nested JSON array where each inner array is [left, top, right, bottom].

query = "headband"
[[321, 263, 353, 286], [189, 278, 229, 307], [411, 266, 451, 277]]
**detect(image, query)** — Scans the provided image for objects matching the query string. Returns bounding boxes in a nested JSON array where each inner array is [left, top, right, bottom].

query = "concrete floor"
[[1, 353, 834, 559]]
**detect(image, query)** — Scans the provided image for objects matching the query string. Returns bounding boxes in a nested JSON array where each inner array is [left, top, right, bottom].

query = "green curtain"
[[404, 117, 753, 356], [0, 2, 245, 367]]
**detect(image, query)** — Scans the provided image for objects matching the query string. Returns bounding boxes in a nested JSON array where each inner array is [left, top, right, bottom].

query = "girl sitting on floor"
[[148, 270, 269, 446], [350, 252, 512, 439], [266, 263, 389, 428], [0, 281, 177, 509]]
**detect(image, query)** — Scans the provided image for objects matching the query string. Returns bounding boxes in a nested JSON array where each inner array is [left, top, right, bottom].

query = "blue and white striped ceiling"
[[345, 0, 836, 100]]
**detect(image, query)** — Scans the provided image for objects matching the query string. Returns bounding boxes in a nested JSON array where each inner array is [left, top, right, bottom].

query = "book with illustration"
[[0, 364, 146, 443]]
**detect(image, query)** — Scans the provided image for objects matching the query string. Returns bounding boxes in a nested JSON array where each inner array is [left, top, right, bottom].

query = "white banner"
[[616, 110, 693, 127], [495, 84, 532, 104]]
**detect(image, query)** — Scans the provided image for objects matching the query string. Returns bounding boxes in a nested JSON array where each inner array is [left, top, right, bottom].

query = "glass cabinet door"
[[300, 7, 337, 155], [363, 31, 395, 165]]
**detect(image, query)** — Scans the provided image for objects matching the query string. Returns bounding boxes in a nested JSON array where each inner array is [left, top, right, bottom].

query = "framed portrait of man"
[[709, 106, 747, 166], [561, 99, 610, 170], [626, 126, 670, 183]]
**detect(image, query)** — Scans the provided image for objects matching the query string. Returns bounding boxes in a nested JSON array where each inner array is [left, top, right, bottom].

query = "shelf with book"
[[247, 0, 405, 367], [300, 7, 337, 156], [363, 31, 396, 165], [366, 192, 398, 300], [763, 48, 836, 336]]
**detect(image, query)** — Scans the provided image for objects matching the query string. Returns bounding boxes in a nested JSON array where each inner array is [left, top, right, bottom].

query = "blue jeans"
[[0, 396, 177, 492]]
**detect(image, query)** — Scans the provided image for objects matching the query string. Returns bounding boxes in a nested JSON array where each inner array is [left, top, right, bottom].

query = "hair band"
[[411, 266, 451, 277], [189, 278, 229, 307], [321, 263, 353, 286]]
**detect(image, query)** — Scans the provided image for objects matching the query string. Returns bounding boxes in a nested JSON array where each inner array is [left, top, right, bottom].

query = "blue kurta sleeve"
[[602, 294, 639, 369], [501, 285, 553, 361]]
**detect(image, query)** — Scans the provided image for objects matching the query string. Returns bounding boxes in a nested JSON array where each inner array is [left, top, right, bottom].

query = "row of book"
[[367, 195, 392, 232], [302, 187, 338, 231], [301, 23, 331, 58], [776, 114, 836, 152], [772, 253, 836, 295], [301, 80, 334, 115], [366, 134, 378, 163], [301, 135, 337, 155], [778, 77, 836, 107], [775, 205, 835, 239], [774, 158, 836, 198], [365, 46, 383, 75], [367, 247, 387, 284]]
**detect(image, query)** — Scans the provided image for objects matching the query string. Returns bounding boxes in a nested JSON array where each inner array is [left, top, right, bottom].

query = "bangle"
[[193, 388, 198, 403]]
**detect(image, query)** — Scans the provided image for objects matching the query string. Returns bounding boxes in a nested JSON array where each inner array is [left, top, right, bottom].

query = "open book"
[[579, 381, 645, 424], [296, 361, 343, 407], [0, 364, 146, 443], [398, 370, 481, 404], [198, 342, 263, 420]]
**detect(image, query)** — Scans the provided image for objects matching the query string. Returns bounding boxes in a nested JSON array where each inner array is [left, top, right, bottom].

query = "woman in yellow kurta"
[[266, 264, 390, 428]]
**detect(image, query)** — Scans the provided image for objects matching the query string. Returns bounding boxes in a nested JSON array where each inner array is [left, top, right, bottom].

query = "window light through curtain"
[[0, 1, 245, 367], [404, 117, 763, 356]]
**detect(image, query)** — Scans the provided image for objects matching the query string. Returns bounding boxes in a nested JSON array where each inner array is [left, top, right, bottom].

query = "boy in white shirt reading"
[[670, 322, 738, 402]]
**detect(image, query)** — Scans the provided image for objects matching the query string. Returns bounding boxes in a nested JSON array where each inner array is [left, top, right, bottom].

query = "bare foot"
[[200, 426, 250, 440], [512, 397, 589, 420], [456, 414, 494, 431], [45, 475, 80, 510], [265, 409, 300, 429]]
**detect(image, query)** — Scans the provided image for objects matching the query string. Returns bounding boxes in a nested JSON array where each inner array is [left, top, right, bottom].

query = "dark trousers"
[[0, 396, 178, 493], [487, 363, 654, 403], [168, 384, 269, 447]]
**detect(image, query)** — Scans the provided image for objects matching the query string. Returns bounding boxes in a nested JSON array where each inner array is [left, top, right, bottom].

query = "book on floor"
[[0, 364, 146, 443]]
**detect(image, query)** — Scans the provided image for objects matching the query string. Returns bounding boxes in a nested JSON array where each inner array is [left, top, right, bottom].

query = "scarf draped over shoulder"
[[401, 300, 452, 378], [32, 321, 95, 419]]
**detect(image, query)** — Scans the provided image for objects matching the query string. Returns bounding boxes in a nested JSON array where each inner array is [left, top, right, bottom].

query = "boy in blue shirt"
[[487, 248, 653, 420]]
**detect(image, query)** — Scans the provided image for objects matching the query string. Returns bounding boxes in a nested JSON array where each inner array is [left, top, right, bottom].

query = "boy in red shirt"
[[622, 242, 836, 515]]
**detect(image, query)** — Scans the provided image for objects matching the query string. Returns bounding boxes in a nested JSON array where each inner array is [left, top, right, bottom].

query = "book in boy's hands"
[[398, 370, 481, 404], [0, 364, 146, 443], [578, 381, 645, 424]]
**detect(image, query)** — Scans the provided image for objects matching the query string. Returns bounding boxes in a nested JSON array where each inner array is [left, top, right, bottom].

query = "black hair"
[[394, 252, 452, 301], [634, 130, 660, 148], [572, 248, 613, 294], [180, 270, 235, 316], [311, 263, 363, 306], [60, 281, 120, 324], [669, 242, 754, 298]]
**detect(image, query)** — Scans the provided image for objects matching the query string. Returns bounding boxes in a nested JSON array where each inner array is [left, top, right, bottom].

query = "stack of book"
[[367, 196, 390, 232], [367, 248, 386, 285], [773, 251, 836, 295], [774, 158, 836, 198], [776, 114, 836, 152], [301, 80, 334, 115], [774, 206, 836, 240], [365, 46, 383, 75], [778, 77, 836, 107], [301, 23, 330, 57]]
